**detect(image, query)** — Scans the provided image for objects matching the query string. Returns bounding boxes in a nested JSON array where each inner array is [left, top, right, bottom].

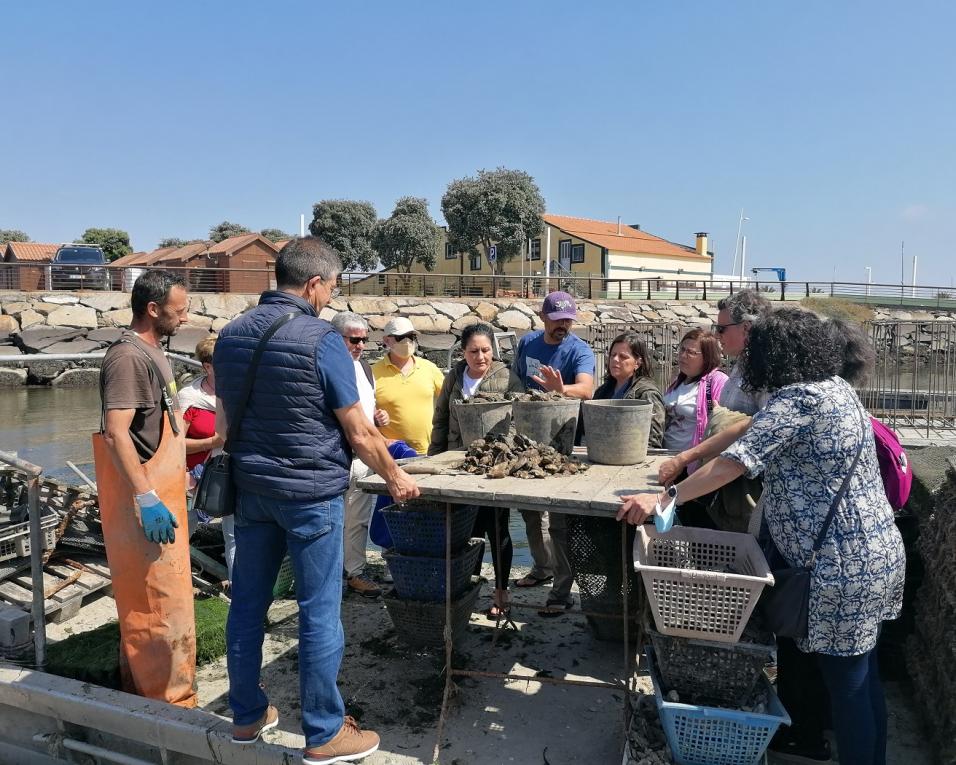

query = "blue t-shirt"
[[512, 330, 595, 391], [316, 331, 359, 410]]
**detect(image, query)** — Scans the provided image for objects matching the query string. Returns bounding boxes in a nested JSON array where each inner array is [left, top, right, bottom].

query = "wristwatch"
[[665, 485, 678, 504]]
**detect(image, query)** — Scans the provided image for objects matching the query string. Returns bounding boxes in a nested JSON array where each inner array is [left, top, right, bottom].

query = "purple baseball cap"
[[542, 291, 577, 320]]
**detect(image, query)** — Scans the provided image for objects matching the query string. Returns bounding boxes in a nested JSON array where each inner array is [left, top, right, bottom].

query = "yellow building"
[[347, 214, 712, 298]]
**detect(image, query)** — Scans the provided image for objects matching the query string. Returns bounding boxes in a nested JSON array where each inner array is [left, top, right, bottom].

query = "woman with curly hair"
[[618, 307, 905, 765]]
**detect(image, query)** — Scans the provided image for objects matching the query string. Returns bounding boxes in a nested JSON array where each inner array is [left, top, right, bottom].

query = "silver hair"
[[716, 289, 772, 324], [331, 311, 367, 335]]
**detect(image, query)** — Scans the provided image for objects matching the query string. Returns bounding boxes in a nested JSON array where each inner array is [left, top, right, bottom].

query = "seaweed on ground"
[[45, 597, 230, 688]]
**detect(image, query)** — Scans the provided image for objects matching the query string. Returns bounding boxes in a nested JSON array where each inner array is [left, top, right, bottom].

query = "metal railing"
[[0, 451, 47, 669], [3, 261, 956, 309], [863, 320, 956, 435]]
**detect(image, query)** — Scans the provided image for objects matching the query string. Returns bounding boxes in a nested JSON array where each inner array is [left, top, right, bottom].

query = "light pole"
[[731, 209, 749, 281], [864, 266, 872, 298]]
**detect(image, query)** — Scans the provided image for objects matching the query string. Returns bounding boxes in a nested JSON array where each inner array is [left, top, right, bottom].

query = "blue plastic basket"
[[383, 576, 484, 648], [646, 647, 790, 765], [381, 501, 479, 557], [383, 538, 484, 602]]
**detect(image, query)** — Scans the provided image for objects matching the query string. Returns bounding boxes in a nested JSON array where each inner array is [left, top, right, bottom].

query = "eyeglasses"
[[713, 322, 741, 335], [308, 274, 341, 299], [678, 347, 702, 357], [346, 336, 368, 345], [393, 333, 419, 342]]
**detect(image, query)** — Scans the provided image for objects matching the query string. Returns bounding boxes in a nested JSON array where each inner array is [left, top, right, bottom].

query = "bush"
[[800, 297, 874, 324]]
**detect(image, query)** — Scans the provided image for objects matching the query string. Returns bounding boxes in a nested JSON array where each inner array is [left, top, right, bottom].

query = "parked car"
[[47, 244, 109, 290]]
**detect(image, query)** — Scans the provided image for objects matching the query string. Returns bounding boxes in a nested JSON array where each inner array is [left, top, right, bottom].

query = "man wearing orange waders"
[[93, 270, 196, 707]]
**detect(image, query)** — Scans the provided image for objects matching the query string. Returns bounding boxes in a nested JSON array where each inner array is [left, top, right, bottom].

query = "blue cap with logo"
[[542, 291, 577, 320]]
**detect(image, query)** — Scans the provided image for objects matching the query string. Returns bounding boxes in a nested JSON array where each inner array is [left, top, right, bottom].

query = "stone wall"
[[2, 290, 955, 387]]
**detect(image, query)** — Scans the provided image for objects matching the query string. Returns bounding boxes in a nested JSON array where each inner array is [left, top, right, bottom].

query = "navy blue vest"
[[214, 291, 351, 501]]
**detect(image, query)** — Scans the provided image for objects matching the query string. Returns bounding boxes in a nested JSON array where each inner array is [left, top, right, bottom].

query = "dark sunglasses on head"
[[347, 336, 368, 345]]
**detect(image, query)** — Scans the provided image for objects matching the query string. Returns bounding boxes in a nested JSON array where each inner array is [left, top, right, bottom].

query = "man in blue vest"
[[511, 291, 595, 616], [214, 237, 419, 764]]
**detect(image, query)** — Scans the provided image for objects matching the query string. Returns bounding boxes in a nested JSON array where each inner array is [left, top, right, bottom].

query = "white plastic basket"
[[634, 525, 774, 643], [0, 512, 60, 563]]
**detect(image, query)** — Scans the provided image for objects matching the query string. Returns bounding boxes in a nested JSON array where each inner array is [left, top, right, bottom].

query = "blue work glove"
[[135, 490, 179, 544]]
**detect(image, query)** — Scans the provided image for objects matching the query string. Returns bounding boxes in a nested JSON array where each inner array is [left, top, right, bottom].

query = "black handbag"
[[760, 407, 866, 639], [192, 312, 301, 518]]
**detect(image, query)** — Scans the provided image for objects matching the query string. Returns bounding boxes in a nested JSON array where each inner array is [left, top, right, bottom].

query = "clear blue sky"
[[2, 1, 954, 286]]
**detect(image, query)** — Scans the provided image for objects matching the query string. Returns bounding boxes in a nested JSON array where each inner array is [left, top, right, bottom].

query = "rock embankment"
[[1, 290, 954, 387]]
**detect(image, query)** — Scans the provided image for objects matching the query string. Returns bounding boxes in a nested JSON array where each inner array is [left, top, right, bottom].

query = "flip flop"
[[483, 603, 511, 620], [538, 600, 573, 618], [513, 574, 554, 588]]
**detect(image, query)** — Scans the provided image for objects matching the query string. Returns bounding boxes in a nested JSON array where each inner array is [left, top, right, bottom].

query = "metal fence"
[[863, 320, 956, 435], [578, 319, 956, 435], [3, 261, 956, 309]]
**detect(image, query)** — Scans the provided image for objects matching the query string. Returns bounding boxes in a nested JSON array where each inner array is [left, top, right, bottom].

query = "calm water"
[[0, 387, 101, 483], [0, 388, 535, 565]]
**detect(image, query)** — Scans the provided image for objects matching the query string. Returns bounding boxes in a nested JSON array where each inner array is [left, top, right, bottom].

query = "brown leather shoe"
[[303, 716, 380, 764], [231, 704, 279, 744], [346, 575, 382, 598]]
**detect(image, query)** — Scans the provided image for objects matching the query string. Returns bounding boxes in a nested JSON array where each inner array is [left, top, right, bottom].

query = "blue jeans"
[[227, 488, 346, 747], [817, 647, 887, 765]]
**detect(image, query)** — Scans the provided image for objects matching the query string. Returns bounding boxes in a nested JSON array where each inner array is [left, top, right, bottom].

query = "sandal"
[[484, 603, 511, 619], [513, 574, 553, 588], [538, 600, 573, 618]]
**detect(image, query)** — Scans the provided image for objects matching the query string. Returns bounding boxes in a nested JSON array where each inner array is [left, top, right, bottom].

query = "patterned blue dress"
[[722, 376, 905, 656]]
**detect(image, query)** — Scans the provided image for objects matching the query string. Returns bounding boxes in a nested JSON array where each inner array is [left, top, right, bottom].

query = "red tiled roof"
[[5, 242, 57, 262], [543, 214, 709, 261], [154, 242, 210, 264], [272, 239, 291, 250], [110, 251, 147, 267], [206, 233, 277, 255]]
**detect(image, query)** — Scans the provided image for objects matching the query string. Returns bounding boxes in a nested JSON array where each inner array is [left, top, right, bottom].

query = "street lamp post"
[[731, 209, 750, 281]]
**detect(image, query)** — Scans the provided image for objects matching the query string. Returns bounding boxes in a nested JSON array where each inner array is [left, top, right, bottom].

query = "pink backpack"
[[870, 417, 912, 510]]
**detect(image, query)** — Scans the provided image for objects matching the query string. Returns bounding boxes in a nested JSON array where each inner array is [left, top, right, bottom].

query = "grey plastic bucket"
[[453, 399, 513, 448], [581, 399, 653, 465], [511, 398, 580, 455]]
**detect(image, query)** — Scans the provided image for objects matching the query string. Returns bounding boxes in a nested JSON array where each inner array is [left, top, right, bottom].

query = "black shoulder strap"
[[360, 358, 374, 386], [100, 337, 180, 437], [809, 405, 867, 565], [226, 312, 300, 448], [705, 374, 714, 413]]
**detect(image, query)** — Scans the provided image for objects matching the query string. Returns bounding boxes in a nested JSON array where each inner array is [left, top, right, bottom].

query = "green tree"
[[158, 237, 189, 249], [208, 221, 251, 243], [441, 167, 545, 274], [260, 228, 293, 243], [373, 197, 440, 274], [0, 229, 30, 244], [80, 227, 132, 262], [309, 200, 378, 271]]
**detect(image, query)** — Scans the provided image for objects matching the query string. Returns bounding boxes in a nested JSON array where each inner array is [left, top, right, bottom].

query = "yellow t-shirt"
[[372, 355, 446, 454]]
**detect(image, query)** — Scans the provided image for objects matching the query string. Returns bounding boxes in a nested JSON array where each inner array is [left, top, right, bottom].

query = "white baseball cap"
[[382, 317, 416, 337]]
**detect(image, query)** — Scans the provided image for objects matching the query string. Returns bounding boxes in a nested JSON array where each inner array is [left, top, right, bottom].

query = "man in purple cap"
[[511, 291, 595, 615]]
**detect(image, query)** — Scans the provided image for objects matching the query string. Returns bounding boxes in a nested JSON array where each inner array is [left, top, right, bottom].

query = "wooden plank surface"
[[359, 450, 669, 517]]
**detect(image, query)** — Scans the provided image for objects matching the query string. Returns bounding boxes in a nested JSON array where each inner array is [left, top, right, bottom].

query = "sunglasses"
[[346, 336, 368, 345], [393, 333, 419, 342], [713, 322, 741, 335]]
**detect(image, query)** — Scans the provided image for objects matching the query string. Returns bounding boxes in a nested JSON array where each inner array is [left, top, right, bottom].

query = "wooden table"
[[357, 448, 668, 517], [359, 448, 671, 759]]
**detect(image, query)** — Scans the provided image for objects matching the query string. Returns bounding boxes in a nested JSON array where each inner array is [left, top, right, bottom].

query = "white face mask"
[[391, 339, 417, 359]]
